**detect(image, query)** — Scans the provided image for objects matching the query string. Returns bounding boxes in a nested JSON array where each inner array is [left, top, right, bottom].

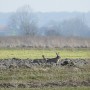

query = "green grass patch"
[[0, 48, 89, 59]]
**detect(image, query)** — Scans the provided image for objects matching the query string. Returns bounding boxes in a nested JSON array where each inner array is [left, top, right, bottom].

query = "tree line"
[[8, 5, 90, 37]]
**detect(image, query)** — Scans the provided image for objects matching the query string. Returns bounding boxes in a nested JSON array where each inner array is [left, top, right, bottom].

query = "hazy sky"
[[0, 0, 90, 12]]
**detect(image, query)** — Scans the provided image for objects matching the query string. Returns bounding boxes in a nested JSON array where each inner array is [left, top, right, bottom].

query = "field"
[[0, 48, 90, 90], [1, 87, 90, 90], [0, 48, 90, 59]]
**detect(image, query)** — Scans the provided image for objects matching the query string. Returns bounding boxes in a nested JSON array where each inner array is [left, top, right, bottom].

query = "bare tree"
[[8, 5, 37, 36], [61, 18, 90, 37], [44, 21, 61, 36]]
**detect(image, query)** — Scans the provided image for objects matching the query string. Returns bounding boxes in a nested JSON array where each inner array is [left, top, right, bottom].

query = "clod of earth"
[[0, 57, 89, 69]]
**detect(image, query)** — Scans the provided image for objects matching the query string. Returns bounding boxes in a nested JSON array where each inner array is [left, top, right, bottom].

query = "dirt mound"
[[0, 58, 89, 69]]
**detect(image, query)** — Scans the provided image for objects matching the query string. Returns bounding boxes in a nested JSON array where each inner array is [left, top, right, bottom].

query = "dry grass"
[[1, 87, 90, 90]]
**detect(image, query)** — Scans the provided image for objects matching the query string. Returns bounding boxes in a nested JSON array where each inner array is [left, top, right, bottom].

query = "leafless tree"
[[8, 5, 37, 36], [44, 22, 61, 36]]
